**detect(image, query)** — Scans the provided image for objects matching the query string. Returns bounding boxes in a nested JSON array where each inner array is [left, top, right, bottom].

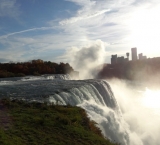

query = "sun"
[[130, 5, 160, 57], [142, 88, 160, 109]]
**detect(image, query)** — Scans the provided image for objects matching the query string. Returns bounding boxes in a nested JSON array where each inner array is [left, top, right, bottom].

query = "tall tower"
[[131, 47, 137, 61], [126, 52, 129, 60], [111, 54, 117, 64]]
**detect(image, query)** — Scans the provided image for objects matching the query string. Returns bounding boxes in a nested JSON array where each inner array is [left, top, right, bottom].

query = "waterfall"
[[48, 80, 132, 145], [0, 75, 143, 145]]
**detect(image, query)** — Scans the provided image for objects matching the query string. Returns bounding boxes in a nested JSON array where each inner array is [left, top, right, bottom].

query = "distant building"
[[111, 54, 117, 64], [131, 47, 137, 61], [117, 56, 124, 63], [142, 56, 147, 60], [139, 53, 143, 60], [110, 47, 149, 64], [124, 58, 129, 62]]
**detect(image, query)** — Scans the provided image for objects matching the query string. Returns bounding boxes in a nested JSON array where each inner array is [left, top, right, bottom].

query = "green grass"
[[0, 99, 118, 145]]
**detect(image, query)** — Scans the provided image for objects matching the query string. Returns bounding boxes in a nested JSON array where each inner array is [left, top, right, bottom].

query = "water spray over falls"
[[67, 40, 106, 79]]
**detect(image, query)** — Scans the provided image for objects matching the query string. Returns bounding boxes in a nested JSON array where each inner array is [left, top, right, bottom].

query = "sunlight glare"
[[143, 88, 160, 109], [130, 6, 160, 56]]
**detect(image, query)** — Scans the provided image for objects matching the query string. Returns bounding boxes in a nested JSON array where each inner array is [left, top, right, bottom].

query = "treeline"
[[97, 57, 160, 83], [0, 59, 74, 78]]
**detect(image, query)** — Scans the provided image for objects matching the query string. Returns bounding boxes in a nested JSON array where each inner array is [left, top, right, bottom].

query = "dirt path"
[[0, 103, 12, 130]]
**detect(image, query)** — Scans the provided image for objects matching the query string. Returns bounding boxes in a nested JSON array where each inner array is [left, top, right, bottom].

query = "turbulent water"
[[0, 74, 160, 145]]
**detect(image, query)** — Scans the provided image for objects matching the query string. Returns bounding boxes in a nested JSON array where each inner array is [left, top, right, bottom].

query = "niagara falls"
[[0, 74, 160, 145], [1, 0, 160, 144]]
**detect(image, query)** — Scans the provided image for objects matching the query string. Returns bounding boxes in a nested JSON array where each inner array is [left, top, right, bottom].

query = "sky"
[[0, 0, 160, 64]]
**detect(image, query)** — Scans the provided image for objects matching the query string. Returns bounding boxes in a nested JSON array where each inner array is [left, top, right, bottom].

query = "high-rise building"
[[117, 56, 124, 63], [111, 54, 117, 64], [139, 53, 143, 60], [142, 56, 147, 60], [131, 47, 137, 61]]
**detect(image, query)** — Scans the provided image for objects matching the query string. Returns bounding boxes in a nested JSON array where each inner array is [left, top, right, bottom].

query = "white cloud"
[[0, 0, 20, 18], [0, 26, 56, 39], [59, 0, 160, 61], [60, 9, 110, 25], [65, 0, 95, 7], [0, 26, 89, 62]]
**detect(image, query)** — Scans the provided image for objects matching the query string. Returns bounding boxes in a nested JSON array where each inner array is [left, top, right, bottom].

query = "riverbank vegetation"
[[0, 60, 74, 78], [0, 99, 118, 145]]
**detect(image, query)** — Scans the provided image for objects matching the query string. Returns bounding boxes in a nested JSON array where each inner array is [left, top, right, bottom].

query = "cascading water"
[[0, 74, 157, 145]]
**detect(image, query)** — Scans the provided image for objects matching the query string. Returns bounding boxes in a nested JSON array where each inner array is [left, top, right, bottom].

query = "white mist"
[[67, 39, 107, 79], [109, 79, 160, 145]]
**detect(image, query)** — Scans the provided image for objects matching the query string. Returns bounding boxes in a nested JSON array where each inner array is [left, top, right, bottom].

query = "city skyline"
[[111, 47, 150, 64], [0, 0, 160, 64]]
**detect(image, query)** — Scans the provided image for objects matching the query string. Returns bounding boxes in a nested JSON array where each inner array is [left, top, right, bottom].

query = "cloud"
[[0, 0, 20, 18], [58, 0, 160, 62], [0, 26, 89, 63], [57, 0, 136, 63], [0, 26, 56, 39], [60, 9, 110, 25], [65, 0, 95, 7], [0, 58, 10, 63], [60, 0, 131, 48]]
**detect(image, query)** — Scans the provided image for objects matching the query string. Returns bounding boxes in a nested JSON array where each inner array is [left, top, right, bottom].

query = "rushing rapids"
[[0, 74, 144, 145]]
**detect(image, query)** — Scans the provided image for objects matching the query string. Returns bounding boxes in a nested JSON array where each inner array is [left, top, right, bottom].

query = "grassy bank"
[[0, 99, 118, 145]]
